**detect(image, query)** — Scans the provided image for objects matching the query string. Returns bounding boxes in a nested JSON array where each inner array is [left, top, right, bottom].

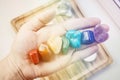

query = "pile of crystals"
[[28, 24, 109, 64]]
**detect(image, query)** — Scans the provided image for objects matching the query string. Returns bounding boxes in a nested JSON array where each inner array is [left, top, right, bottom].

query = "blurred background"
[[0, 0, 120, 80]]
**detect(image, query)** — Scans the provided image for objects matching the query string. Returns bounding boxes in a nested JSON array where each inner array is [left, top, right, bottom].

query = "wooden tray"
[[11, 0, 113, 80]]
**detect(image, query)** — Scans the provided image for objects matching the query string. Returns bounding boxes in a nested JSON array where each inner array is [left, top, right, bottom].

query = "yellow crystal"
[[47, 36, 62, 54]]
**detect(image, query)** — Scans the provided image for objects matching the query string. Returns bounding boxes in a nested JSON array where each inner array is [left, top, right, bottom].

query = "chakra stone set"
[[28, 24, 109, 64]]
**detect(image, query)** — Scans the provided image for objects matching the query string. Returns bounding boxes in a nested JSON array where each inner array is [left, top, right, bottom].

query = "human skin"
[[0, 9, 109, 80]]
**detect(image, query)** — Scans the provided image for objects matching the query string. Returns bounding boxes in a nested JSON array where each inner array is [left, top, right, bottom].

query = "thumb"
[[21, 9, 56, 31]]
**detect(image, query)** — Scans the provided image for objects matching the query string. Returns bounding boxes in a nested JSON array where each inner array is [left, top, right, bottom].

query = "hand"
[[1, 9, 109, 80]]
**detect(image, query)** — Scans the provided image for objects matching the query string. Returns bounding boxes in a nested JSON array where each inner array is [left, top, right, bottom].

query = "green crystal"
[[62, 36, 70, 54]]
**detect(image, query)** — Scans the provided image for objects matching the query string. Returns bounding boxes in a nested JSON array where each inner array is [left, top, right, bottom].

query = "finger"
[[96, 24, 109, 32], [37, 17, 101, 44], [33, 55, 71, 77], [33, 49, 75, 77], [20, 9, 56, 31], [71, 45, 98, 63], [47, 17, 100, 36], [34, 46, 98, 77], [77, 23, 110, 50], [61, 17, 101, 30]]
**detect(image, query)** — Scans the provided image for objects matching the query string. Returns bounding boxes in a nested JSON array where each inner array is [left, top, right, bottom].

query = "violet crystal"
[[94, 24, 109, 43]]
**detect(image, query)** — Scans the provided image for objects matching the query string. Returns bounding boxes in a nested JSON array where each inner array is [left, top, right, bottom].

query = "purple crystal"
[[94, 24, 109, 43], [94, 24, 106, 34], [94, 32, 109, 43]]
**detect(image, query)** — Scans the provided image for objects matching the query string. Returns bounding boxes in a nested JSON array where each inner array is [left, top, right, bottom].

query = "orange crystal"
[[28, 49, 40, 65], [39, 44, 52, 61]]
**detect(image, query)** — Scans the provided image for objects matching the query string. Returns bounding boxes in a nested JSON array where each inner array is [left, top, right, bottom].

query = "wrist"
[[0, 55, 26, 80], [8, 50, 37, 80]]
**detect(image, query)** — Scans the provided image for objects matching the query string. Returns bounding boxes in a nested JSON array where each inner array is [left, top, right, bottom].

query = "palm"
[[10, 9, 106, 79], [10, 24, 73, 79]]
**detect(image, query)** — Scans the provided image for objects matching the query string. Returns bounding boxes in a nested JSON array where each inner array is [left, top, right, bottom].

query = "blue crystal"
[[81, 30, 95, 44]]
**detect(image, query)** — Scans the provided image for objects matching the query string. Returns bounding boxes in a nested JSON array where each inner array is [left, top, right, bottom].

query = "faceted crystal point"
[[62, 36, 70, 54], [38, 44, 51, 61], [66, 30, 82, 48], [94, 24, 109, 43], [28, 49, 40, 65], [47, 36, 62, 54], [81, 30, 95, 44]]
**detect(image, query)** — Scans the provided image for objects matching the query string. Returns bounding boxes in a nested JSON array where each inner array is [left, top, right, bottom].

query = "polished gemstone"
[[39, 44, 51, 61], [65, 30, 76, 39], [94, 24, 109, 43], [62, 36, 70, 54], [81, 30, 95, 44], [47, 36, 62, 54], [94, 24, 106, 34], [70, 38, 81, 48], [28, 49, 40, 65], [66, 30, 81, 48], [94, 32, 109, 43]]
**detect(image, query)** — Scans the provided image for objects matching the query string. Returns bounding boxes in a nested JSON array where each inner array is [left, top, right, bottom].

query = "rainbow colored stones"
[[66, 30, 82, 48], [28, 24, 109, 64], [81, 30, 95, 44]]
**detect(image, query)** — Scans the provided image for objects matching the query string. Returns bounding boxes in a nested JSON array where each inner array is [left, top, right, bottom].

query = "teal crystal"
[[66, 30, 82, 48]]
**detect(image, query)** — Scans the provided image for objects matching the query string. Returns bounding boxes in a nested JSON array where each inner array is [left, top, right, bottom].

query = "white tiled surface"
[[0, 0, 120, 80]]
